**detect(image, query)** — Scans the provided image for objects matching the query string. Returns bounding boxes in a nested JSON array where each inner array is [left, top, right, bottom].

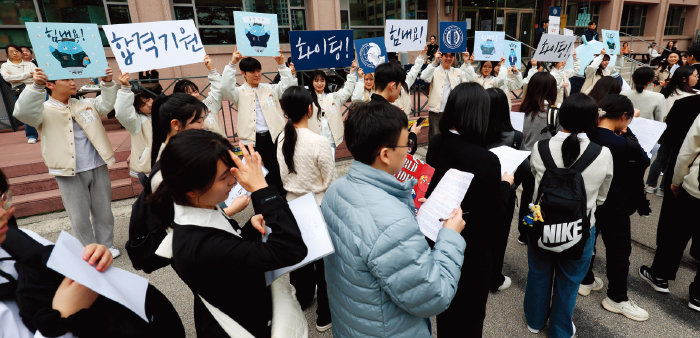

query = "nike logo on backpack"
[[538, 219, 583, 252]]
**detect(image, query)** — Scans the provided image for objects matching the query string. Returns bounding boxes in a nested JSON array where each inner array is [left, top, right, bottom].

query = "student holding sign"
[[222, 49, 297, 193], [460, 52, 504, 89], [420, 51, 464, 137], [581, 49, 623, 95], [115, 73, 155, 178], [392, 45, 429, 115], [13, 68, 120, 257], [351, 70, 375, 102], [492, 58, 524, 110], [550, 52, 580, 106]]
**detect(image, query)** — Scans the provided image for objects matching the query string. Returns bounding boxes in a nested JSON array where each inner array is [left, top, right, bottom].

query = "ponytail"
[[150, 93, 207, 166], [282, 120, 298, 174], [149, 183, 174, 229], [632, 67, 655, 93], [561, 133, 580, 167], [310, 90, 323, 122], [279, 86, 314, 175], [558, 93, 599, 167]]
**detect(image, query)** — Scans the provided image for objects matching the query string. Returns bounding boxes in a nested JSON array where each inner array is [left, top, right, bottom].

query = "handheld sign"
[[289, 30, 354, 71], [25, 22, 107, 80], [533, 34, 576, 62], [103, 20, 205, 73], [355, 37, 386, 74], [564, 40, 616, 76], [385, 19, 428, 52], [601, 29, 620, 55], [504, 40, 522, 69], [233, 11, 280, 57], [439, 21, 468, 53], [473, 31, 505, 61]]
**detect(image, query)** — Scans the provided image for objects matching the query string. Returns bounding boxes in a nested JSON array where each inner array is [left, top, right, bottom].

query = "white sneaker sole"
[[601, 298, 649, 322], [689, 301, 700, 312], [638, 269, 669, 293], [316, 323, 332, 332]]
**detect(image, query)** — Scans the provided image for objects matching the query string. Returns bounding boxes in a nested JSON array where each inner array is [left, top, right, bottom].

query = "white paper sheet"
[[416, 169, 474, 241], [511, 111, 525, 132], [628, 117, 667, 158], [46, 231, 149, 321], [490, 146, 531, 176], [265, 193, 335, 285]]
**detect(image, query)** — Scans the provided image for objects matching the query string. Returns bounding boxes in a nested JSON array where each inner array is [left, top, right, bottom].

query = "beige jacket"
[[580, 54, 622, 95], [308, 73, 357, 145], [13, 81, 118, 176], [1, 60, 36, 87], [222, 64, 296, 145], [115, 88, 152, 176], [420, 61, 463, 112], [393, 55, 426, 115], [672, 113, 700, 199]]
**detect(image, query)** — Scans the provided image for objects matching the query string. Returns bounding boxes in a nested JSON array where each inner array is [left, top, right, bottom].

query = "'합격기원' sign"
[[289, 30, 355, 71], [384, 19, 428, 52], [533, 34, 576, 62]]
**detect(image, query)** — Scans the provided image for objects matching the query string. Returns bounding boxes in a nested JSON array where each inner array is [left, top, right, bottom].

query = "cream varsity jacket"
[[222, 64, 296, 145], [420, 61, 463, 112], [580, 54, 622, 95], [550, 57, 581, 106], [0, 60, 36, 87], [308, 73, 357, 146], [393, 55, 426, 115], [202, 69, 231, 138], [115, 88, 153, 176], [13, 81, 118, 176], [672, 113, 700, 199]]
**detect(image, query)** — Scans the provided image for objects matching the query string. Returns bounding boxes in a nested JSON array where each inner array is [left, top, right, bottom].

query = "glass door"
[[504, 10, 535, 59]]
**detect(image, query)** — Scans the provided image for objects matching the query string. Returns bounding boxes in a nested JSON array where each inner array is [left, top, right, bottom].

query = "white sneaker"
[[601, 297, 649, 321], [27, 138, 37, 144], [527, 325, 540, 333], [655, 189, 664, 198], [645, 185, 656, 194], [572, 321, 576, 336], [108, 247, 121, 259], [578, 277, 604, 296], [498, 276, 512, 291]]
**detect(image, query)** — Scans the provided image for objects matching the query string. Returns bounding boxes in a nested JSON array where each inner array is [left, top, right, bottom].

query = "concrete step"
[[3, 149, 130, 179], [12, 177, 137, 218], [9, 162, 131, 196]]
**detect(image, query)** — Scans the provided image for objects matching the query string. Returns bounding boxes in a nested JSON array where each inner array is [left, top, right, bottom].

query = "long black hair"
[[588, 76, 621, 105], [632, 67, 655, 93], [309, 70, 328, 121], [661, 66, 696, 98], [485, 88, 514, 145], [592, 54, 611, 76], [133, 89, 153, 114], [520, 72, 557, 119], [439, 82, 490, 147], [478, 61, 495, 77], [280, 86, 313, 174], [598, 94, 635, 121], [558, 93, 599, 167], [149, 129, 236, 228], [173, 79, 199, 95], [150, 93, 208, 166]]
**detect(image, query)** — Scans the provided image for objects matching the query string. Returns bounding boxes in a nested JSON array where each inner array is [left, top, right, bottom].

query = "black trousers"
[[429, 111, 441, 138], [254, 131, 285, 195], [651, 187, 700, 296], [517, 165, 535, 239], [289, 259, 331, 322], [491, 188, 516, 290], [582, 203, 632, 302]]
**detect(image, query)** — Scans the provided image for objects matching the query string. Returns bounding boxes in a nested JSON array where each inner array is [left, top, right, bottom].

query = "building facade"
[[2, 0, 699, 81]]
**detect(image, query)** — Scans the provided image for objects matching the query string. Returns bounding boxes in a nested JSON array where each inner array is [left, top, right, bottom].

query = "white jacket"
[[115, 88, 153, 176], [673, 113, 700, 199], [309, 73, 357, 146], [493, 67, 523, 109], [581, 54, 622, 94], [550, 57, 581, 106], [351, 81, 373, 102], [0, 60, 36, 87], [460, 62, 504, 89], [201, 69, 230, 138], [393, 55, 426, 115]]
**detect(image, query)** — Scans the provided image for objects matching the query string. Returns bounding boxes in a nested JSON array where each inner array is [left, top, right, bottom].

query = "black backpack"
[[125, 162, 171, 273], [530, 140, 601, 259]]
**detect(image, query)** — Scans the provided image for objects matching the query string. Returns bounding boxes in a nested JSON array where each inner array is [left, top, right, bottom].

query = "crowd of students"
[[1, 36, 700, 338]]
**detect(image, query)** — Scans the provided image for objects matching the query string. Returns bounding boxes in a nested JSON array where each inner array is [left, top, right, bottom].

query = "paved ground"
[[15, 147, 700, 337]]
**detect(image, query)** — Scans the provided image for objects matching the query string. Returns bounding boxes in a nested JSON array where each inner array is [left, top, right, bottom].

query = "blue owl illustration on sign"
[[49, 38, 90, 75], [481, 39, 496, 55], [245, 23, 271, 53]]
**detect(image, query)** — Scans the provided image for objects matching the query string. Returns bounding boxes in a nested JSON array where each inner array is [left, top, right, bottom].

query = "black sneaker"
[[690, 293, 700, 312], [639, 265, 670, 293], [316, 315, 332, 332], [517, 234, 527, 245]]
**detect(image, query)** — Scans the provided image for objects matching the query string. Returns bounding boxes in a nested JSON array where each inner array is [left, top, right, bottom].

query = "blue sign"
[[25, 22, 107, 80], [602, 29, 620, 55], [504, 40, 522, 70], [439, 21, 467, 53], [289, 30, 355, 71], [354, 37, 386, 74], [549, 6, 561, 17], [473, 31, 505, 61], [233, 11, 280, 57]]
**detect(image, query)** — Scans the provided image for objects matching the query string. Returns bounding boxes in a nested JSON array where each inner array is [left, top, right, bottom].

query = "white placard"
[[548, 24, 560, 35], [549, 16, 561, 25], [511, 111, 525, 132], [533, 34, 576, 62], [385, 19, 428, 52], [490, 145, 531, 176], [103, 20, 206, 73], [466, 18, 472, 30], [416, 169, 474, 241], [46, 231, 149, 321], [563, 28, 574, 36], [628, 117, 667, 158], [265, 193, 335, 285], [497, 17, 504, 25]]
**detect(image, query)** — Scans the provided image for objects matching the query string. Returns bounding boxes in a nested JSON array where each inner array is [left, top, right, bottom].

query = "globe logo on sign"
[[359, 42, 385, 68], [442, 25, 463, 50]]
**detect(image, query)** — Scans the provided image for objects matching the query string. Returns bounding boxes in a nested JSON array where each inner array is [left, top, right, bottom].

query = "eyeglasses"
[[1, 190, 12, 210], [391, 138, 416, 153]]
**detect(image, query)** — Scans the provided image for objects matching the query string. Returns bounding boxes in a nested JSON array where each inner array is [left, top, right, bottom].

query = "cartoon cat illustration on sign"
[[245, 22, 271, 53], [50, 38, 90, 75]]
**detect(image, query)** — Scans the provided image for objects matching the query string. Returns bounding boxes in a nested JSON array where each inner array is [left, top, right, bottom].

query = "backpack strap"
[[569, 142, 603, 173], [537, 139, 557, 170], [513, 130, 523, 149]]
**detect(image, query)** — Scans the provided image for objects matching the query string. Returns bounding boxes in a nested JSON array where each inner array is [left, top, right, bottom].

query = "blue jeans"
[[524, 226, 596, 338], [12, 93, 39, 140]]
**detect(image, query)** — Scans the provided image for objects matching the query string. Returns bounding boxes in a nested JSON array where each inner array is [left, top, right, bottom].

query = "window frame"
[[344, 0, 419, 39], [664, 6, 686, 36], [619, 4, 648, 37]]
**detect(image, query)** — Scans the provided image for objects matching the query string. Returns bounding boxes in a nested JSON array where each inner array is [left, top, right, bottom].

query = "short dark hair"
[[559, 93, 599, 167], [541, 18, 549, 25], [632, 67, 655, 93], [0, 168, 7, 195], [19, 46, 32, 52], [374, 62, 406, 92], [345, 101, 408, 165], [688, 44, 700, 61], [150, 93, 208, 166], [173, 79, 199, 94], [439, 82, 491, 146], [239, 57, 262, 73], [4, 44, 19, 54], [599, 94, 634, 120], [588, 21, 596, 26], [588, 76, 621, 105]]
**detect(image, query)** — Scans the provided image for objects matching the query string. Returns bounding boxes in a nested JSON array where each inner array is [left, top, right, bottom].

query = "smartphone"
[[415, 117, 426, 126]]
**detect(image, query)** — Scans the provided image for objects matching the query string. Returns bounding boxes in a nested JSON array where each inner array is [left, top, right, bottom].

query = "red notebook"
[[394, 154, 435, 213]]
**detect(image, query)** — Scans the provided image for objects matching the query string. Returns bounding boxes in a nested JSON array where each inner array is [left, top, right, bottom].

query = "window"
[[664, 6, 686, 36], [620, 4, 647, 37], [0, 0, 131, 48], [564, 1, 600, 37], [173, 0, 305, 45], [342, 0, 420, 39]]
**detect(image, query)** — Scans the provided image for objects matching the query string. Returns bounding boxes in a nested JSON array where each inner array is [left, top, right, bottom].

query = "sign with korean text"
[[384, 19, 428, 52], [289, 30, 354, 71], [504, 40, 522, 70], [102, 20, 205, 73], [439, 21, 468, 53], [602, 29, 620, 55], [233, 11, 280, 57], [25, 22, 107, 80], [473, 31, 505, 61], [355, 37, 386, 74], [533, 34, 576, 62]]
